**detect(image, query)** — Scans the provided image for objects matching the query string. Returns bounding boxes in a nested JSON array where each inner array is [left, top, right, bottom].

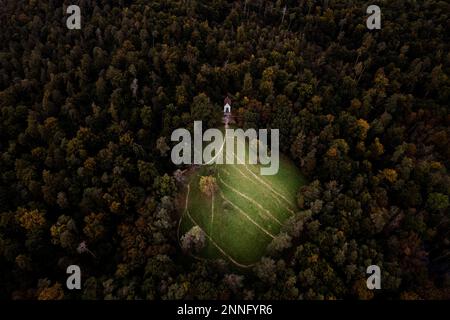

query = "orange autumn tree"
[[199, 176, 218, 198]]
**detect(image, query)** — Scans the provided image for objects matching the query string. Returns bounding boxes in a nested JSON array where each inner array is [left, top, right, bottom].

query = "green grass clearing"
[[179, 129, 306, 267]]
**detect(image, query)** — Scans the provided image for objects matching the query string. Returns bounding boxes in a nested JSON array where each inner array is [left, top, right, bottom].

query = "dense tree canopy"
[[0, 0, 449, 299]]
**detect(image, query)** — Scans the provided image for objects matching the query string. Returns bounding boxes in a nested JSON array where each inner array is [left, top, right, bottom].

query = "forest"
[[0, 0, 449, 300]]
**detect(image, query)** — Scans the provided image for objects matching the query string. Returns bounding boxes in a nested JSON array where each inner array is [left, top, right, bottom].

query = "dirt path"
[[222, 166, 283, 206], [181, 183, 254, 268], [234, 153, 296, 213], [204, 131, 296, 214], [184, 205, 253, 268], [218, 172, 283, 226], [220, 190, 276, 239]]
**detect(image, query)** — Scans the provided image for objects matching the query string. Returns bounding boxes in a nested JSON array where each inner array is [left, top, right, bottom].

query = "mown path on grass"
[[178, 130, 305, 267]]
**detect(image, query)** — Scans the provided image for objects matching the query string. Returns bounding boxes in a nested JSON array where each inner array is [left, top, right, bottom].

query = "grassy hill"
[[178, 131, 306, 267]]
